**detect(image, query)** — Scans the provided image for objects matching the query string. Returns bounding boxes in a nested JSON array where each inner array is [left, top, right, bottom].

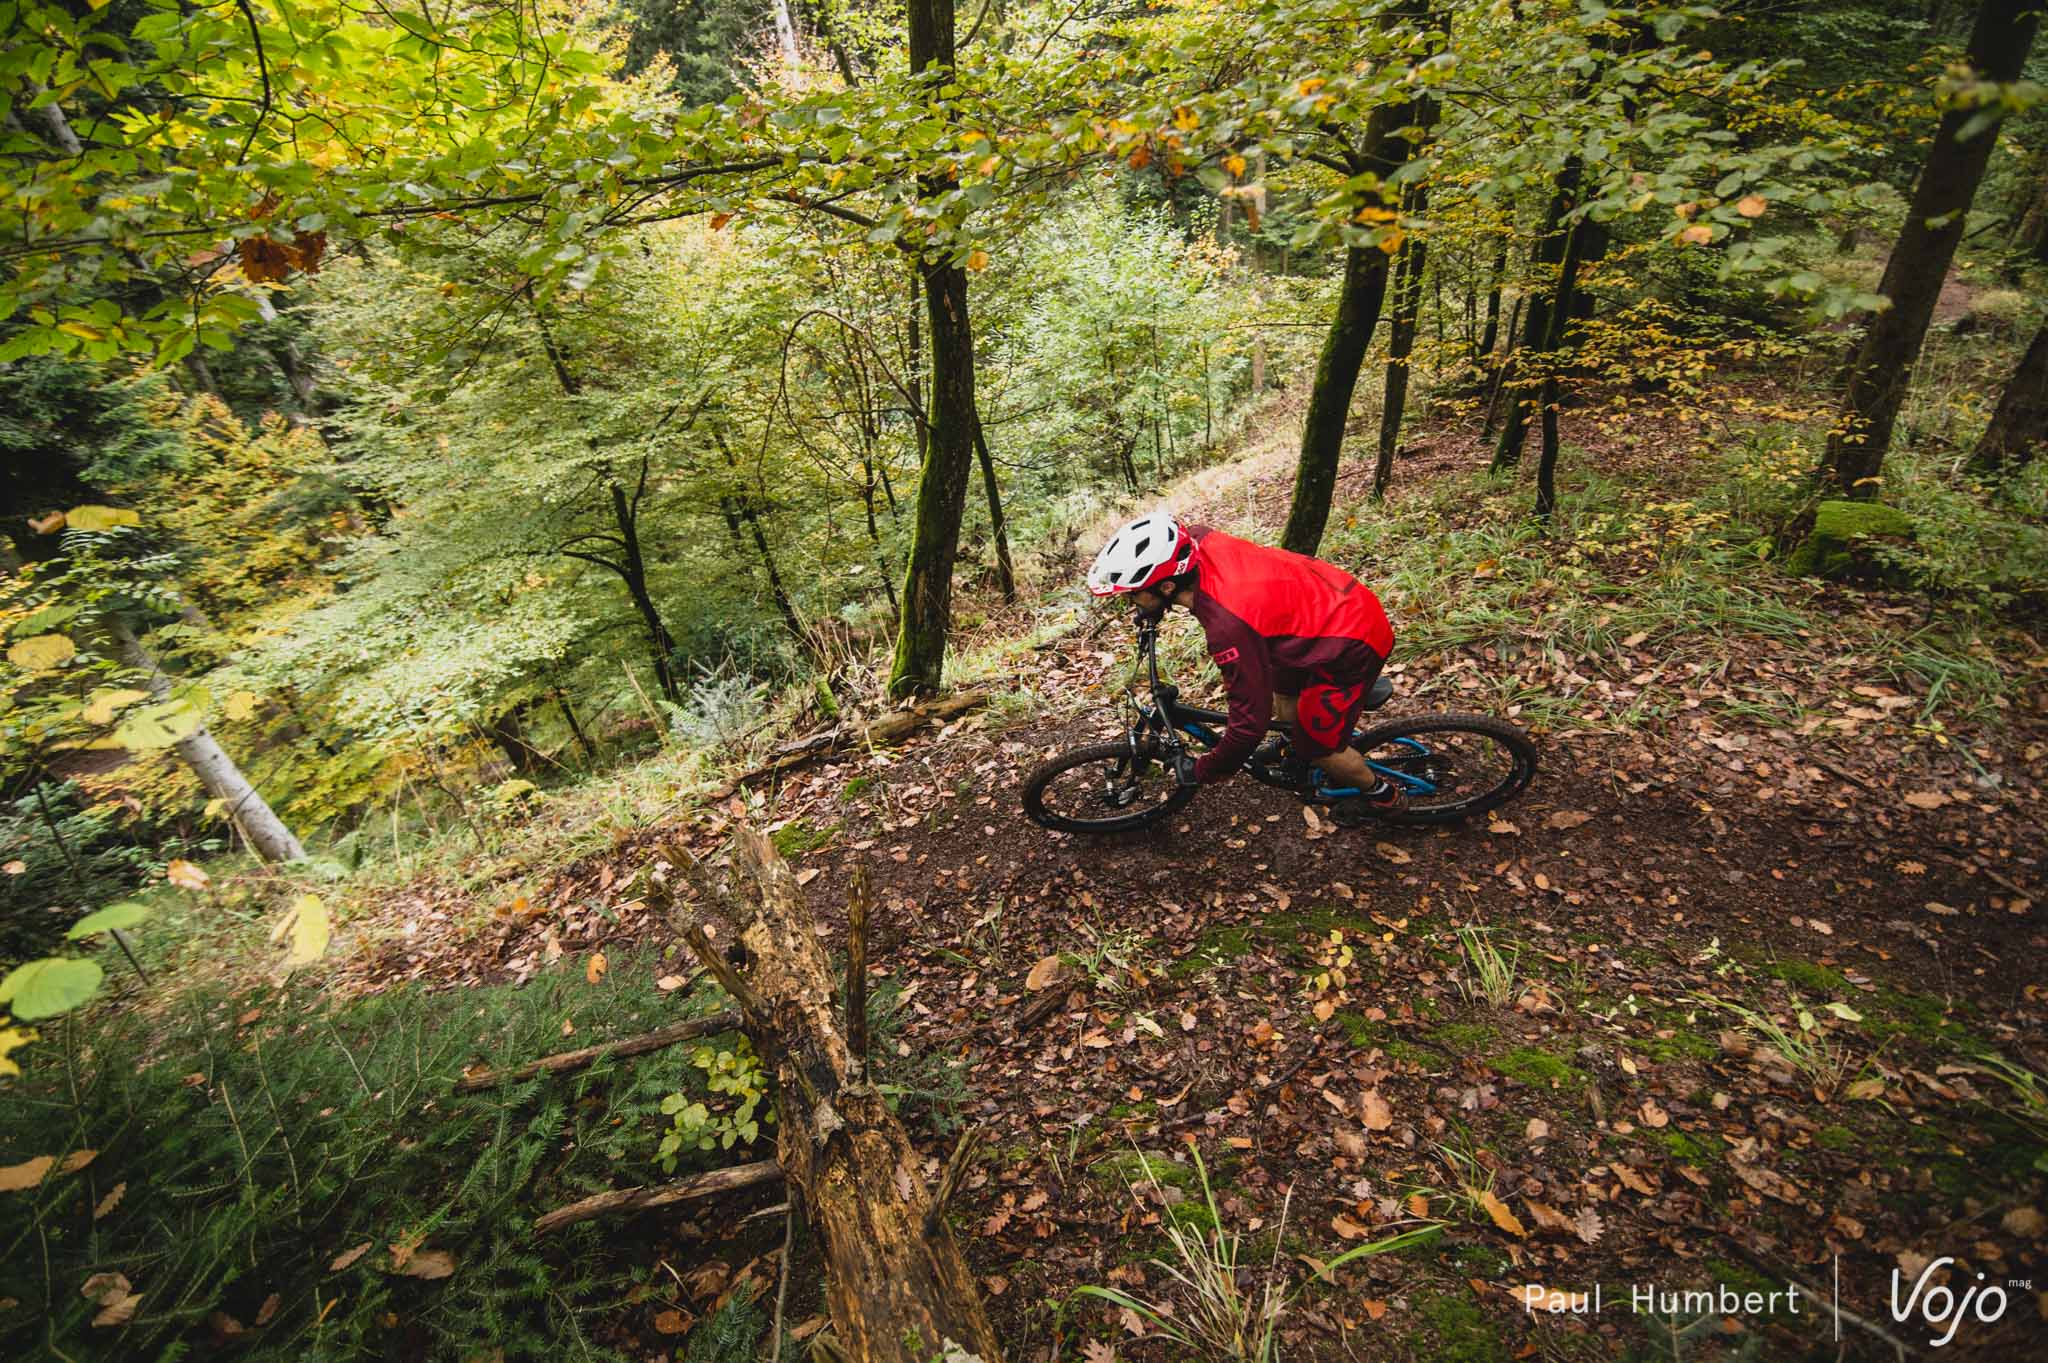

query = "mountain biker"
[[1086, 510, 1406, 823]]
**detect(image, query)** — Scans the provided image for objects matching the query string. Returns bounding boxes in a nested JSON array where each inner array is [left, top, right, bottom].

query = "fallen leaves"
[[82, 1272, 142, 1327], [1545, 809, 1594, 830], [1358, 1089, 1394, 1131], [1025, 955, 1064, 992], [585, 952, 607, 984], [1479, 1188, 1528, 1238], [329, 1243, 373, 1272], [1902, 791, 1950, 810]]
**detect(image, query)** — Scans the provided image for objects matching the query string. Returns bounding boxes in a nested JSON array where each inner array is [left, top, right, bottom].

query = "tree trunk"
[[610, 478, 683, 705], [1968, 317, 2048, 477], [1280, 244, 1392, 554], [1372, 76, 1440, 501], [888, 0, 980, 698], [973, 418, 1016, 601], [716, 432, 808, 650], [1820, 0, 2040, 497], [653, 830, 1003, 1363], [1278, 6, 1424, 554], [110, 620, 307, 863], [485, 704, 544, 775], [1372, 224, 1427, 500], [555, 687, 598, 763], [1533, 209, 1594, 521], [1477, 240, 1508, 357], [1491, 155, 1586, 472]]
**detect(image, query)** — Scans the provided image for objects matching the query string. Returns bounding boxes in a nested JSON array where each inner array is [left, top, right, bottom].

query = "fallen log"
[[454, 1005, 739, 1092], [722, 691, 988, 790], [533, 1159, 783, 1235], [649, 828, 1003, 1363]]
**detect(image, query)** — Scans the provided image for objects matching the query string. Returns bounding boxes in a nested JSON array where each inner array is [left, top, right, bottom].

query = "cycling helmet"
[[1086, 511, 1198, 597]]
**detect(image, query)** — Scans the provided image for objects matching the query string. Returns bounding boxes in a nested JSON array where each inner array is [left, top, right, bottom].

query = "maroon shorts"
[[1280, 656, 1383, 758]]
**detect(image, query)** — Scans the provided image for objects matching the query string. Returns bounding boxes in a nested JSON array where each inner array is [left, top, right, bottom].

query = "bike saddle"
[[1365, 676, 1394, 711]]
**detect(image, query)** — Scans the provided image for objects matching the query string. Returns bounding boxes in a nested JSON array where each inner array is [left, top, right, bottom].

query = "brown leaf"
[[0, 1155, 54, 1192], [1639, 1099, 1669, 1129], [1523, 1200, 1575, 1236], [165, 858, 210, 890], [656, 974, 687, 991], [2000, 1206, 2043, 1239], [1545, 810, 1593, 830], [1479, 1188, 1528, 1237], [1331, 1214, 1369, 1240], [1735, 193, 1768, 218], [81, 1272, 131, 1303], [209, 1311, 245, 1338], [584, 952, 607, 984], [328, 1242, 373, 1272], [398, 1249, 457, 1280], [93, 1182, 126, 1220], [1609, 1163, 1657, 1196], [1334, 1128, 1368, 1158], [1374, 841, 1412, 865], [91, 1291, 141, 1327], [1025, 955, 1064, 992], [652, 1309, 692, 1335], [1574, 1205, 1605, 1244], [1902, 791, 1950, 810], [255, 1293, 280, 1326], [1525, 1118, 1550, 1141], [1082, 1340, 1117, 1363], [1407, 1192, 1430, 1218], [1358, 1089, 1394, 1131]]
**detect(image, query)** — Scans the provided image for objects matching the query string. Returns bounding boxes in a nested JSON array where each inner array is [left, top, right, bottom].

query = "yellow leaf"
[[1479, 1188, 1528, 1237], [585, 952, 607, 984], [27, 511, 66, 534], [1224, 154, 1247, 178], [8, 635, 77, 671], [82, 689, 150, 726], [64, 506, 140, 532], [1377, 227, 1405, 255], [222, 691, 259, 722], [1678, 224, 1713, 246], [0, 1155, 54, 1192], [94, 1182, 125, 1219], [58, 321, 104, 341], [1173, 106, 1199, 132], [0, 1023, 34, 1078], [270, 894, 330, 967], [165, 859, 211, 891], [966, 249, 990, 272]]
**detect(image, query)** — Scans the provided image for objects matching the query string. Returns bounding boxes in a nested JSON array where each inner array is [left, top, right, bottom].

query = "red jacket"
[[1185, 526, 1393, 782]]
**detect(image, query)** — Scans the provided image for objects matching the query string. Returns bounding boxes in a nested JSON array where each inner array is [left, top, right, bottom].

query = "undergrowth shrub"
[[0, 953, 748, 1362]]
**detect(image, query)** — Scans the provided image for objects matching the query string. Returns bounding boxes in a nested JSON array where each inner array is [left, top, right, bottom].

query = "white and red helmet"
[[1086, 511, 1198, 597]]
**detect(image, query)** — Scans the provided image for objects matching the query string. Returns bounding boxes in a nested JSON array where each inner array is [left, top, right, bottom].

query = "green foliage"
[[0, 952, 718, 1361], [681, 1286, 767, 1363], [658, 1039, 774, 1168]]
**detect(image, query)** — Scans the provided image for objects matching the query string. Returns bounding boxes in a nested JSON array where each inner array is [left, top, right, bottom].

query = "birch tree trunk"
[[110, 619, 307, 863]]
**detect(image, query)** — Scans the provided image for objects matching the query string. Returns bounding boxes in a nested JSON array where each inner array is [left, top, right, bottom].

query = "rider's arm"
[[1189, 602, 1272, 784]]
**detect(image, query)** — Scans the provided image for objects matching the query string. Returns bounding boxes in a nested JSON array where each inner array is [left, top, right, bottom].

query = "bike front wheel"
[[1021, 740, 1199, 834], [1349, 714, 1538, 827]]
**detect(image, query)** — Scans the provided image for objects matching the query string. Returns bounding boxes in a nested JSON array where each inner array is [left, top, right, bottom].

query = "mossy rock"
[[1786, 499, 1913, 581]]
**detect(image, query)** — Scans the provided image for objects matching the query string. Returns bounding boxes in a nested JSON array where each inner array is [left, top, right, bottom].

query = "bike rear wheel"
[[1349, 714, 1537, 826], [1021, 740, 1198, 834]]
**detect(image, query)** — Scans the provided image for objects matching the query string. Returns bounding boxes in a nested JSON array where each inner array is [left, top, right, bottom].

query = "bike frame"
[[1122, 619, 1442, 802]]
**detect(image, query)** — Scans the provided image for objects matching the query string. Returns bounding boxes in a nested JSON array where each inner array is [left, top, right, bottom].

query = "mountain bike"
[[1021, 618, 1538, 834]]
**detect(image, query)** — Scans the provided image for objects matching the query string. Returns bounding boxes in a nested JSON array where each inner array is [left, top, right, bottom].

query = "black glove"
[[1172, 753, 1201, 787]]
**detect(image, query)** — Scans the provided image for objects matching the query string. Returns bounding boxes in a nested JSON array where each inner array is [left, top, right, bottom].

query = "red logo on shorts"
[[1213, 647, 1240, 665]]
